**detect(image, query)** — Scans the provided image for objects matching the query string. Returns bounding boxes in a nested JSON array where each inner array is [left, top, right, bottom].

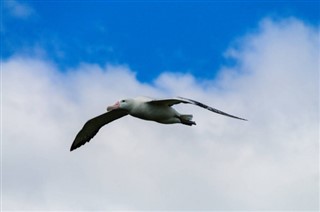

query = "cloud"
[[2, 17, 319, 210], [3, 0, 34, 19]]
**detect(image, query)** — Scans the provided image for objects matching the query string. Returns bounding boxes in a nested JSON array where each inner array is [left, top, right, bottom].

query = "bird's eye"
[[121, 100, 125, 103]]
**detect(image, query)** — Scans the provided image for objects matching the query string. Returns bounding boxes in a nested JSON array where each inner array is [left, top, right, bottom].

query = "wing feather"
[[70, 109, 128, 151], [177, 97, 247, 121], [149, 97, 247, 121], [148, 98, 189, 106]]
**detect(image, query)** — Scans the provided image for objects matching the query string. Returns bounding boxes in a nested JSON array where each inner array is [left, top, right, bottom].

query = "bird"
[[70, 96, 247, 151]]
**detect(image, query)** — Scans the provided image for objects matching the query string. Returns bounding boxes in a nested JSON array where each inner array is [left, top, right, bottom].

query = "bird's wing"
[[70, 109, 129, 151], [149, 97, 247, 121], [148, 97, 190, 106]]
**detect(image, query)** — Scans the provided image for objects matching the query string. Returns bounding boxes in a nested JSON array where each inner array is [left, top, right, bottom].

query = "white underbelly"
[[129, 104, 180, 124]]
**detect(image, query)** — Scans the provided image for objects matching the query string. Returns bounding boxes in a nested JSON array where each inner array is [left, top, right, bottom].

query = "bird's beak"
[[107, 101, 120, 111]]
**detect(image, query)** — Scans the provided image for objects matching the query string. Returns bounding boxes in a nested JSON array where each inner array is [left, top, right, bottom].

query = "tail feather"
[[180, 114, 193, 120], [180, 114, 196, 126]]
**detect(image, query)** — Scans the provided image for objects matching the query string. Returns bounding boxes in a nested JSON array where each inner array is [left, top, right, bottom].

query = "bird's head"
[[107, 99, 132, 111]]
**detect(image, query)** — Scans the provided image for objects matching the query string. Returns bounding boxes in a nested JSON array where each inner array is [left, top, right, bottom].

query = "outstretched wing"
[[149, 97, 247, 121], [178, 97, 247, 121], [70, 109, 128, 151], [148, 97, 190, 106]]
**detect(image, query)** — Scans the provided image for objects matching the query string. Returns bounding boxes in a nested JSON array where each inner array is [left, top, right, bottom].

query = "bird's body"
[[70, 96, 247, 151], [131, 103, 181, 124], [124, 97, 185, 124]]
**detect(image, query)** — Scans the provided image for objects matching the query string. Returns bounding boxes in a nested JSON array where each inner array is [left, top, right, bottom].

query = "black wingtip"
[[70, 141, 85, 152], [70, 145, 82, 152], [70, 138, 83, 151], [70, 144, 76, 152], [231, 116, 248, 121], [238, 117, 248, 121]]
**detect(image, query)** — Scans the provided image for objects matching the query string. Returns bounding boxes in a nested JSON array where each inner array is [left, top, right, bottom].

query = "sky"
[[2, 0, 319, 81], [1, 0, 320, 211]]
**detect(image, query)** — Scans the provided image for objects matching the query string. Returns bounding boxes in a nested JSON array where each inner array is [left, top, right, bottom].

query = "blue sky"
[[2, 0, 319, 81]]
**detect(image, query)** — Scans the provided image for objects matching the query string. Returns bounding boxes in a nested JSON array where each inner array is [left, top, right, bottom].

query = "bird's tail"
[[180, 114, 196, 126]]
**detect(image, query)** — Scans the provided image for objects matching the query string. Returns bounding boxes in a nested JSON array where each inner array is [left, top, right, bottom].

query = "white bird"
[[70, 96, 247, 151]]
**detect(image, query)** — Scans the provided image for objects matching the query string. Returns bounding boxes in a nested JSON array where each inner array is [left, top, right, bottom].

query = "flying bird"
[[70, 96, 247, 151]]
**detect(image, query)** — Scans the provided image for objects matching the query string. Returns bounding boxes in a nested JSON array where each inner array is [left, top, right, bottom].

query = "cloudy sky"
[[1, 0, 319, 210]]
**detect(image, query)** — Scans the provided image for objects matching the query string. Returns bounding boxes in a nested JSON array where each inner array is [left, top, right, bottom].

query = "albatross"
[[70, 96, 247, 151]]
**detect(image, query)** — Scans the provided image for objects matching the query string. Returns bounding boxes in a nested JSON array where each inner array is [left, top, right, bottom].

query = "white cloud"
[[2, 17, 319, 210], [3, 0, 34, 19]]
